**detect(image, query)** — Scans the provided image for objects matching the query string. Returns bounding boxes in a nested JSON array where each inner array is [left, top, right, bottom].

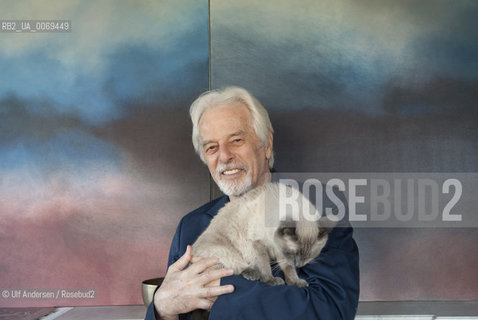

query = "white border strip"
[[39, 307, 73, 320]]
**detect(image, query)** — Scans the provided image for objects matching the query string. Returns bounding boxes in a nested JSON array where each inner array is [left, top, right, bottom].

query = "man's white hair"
[[189, 86, 274, 169]]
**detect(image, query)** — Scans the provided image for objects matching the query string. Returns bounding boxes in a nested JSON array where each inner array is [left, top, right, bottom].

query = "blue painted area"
[[0, 2, 208, 125], [104, 26, 208, 107], [0, 1, 209, 175], [0, 129, 122, 172], [213, 2, 478, 117], [0, 37, 207, 124], [0, 50, 120, 125]]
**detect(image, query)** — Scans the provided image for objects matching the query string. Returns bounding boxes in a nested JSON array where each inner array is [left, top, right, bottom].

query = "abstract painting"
[[0, 0, 210, 306], [211, 0, 478, 301]]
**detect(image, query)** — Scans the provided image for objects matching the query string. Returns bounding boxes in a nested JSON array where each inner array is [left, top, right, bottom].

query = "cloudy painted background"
[[1, 0, 477, 308], [211, 0, 478, 301], [0, 0, 210, 307]]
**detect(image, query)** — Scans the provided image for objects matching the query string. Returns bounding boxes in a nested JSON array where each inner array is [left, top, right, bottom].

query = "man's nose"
[[218, 144, 234, 163]]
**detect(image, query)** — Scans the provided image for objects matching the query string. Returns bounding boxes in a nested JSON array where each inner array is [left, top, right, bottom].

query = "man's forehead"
[[198, 103, 255, 141], [200, 102, 252, 125]]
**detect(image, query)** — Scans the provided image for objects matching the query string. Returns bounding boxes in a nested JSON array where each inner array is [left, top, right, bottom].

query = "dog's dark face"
[[275, 224, 330, 267]]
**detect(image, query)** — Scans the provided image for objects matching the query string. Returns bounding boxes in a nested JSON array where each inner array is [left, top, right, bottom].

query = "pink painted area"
[[0, 165, 208, 307], [357, 228, 478, 301]]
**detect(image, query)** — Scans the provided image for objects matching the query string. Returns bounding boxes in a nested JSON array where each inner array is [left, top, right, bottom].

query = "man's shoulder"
[[181, 195, 229, 223], [173, 196, 229, 250]]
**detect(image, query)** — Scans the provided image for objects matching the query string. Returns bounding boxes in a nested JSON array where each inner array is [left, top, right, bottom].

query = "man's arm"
[[145, 214, 234, 320], [154, 245, 234, 319], [209, 225, 359, 320]]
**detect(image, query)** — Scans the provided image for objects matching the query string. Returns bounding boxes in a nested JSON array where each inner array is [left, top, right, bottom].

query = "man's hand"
[[153, 245, 235, 320]]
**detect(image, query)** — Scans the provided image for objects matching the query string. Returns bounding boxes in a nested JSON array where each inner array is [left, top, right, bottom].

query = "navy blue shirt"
[[145, 195, 359, 320]]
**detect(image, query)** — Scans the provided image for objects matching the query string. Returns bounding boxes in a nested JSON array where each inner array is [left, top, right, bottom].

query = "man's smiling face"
[[199, 101, 272, 198]]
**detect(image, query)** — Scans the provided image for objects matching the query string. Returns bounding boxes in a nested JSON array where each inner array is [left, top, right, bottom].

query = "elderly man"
[[145, 87, 359, 320]]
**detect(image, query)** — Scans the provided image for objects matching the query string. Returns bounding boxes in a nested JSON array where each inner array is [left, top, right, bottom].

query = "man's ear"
[[265, 130, 273, 160]]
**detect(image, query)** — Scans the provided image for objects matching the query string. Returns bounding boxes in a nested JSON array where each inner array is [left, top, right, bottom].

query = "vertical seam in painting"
[[208, 0, 214, 201], [208, 0, 212, 91]]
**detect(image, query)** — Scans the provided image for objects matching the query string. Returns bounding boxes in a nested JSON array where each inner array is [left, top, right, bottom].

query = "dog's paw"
[[266, 276, 285, 286], [291, 278, 309, 287], [241, 268, 261, 281]]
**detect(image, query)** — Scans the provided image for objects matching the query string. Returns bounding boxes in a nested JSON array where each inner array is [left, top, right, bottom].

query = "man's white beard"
[[216, 174, 253, 197], [214, 161, 253, 197]]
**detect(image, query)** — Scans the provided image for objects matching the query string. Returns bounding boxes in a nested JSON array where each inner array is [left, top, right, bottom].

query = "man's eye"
[[206, 146, 217, 153], [233, 138, 242, 143]]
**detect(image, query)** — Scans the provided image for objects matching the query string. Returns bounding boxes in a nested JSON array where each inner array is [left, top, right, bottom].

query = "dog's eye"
[[283, 249, 295, 257]]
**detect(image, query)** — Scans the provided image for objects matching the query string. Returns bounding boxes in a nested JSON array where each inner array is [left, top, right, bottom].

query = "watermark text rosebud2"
[[269, 172, 478, 228]]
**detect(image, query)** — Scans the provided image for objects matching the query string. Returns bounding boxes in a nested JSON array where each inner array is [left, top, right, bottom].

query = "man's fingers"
[[191, 256, 203, 264], [199, 284, 235, 299], [187, 256, 221, 274], [193, 285, 235, 312], [195, 298, 214, 311], [199, 268, 234, 285], [170, 245, 193, 271]]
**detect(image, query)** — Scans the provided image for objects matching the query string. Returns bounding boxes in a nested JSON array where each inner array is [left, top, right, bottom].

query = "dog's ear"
[[318, 227, 331, 239], [277, 226, 298, 241], [279, 227, 296, 236], [318, 216, 336, 239]]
